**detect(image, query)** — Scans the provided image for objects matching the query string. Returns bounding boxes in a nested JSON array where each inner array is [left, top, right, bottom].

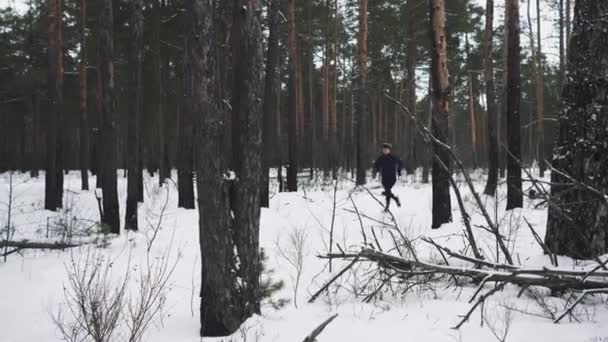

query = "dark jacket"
[[374, 154, 402, 184]]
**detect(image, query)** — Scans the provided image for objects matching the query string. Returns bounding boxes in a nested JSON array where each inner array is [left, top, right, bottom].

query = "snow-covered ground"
[[0, 170, 607, 342]]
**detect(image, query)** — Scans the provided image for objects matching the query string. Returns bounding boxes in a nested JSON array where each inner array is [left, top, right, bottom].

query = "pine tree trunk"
[[99, 0, 119, 234], [177, 35, 195, 210], [558, 0, 565, 87], [483, 0, 498, 196], [536, 0, 545, 177], [286, 0, 298, 191], [191, 0, 253, 335], [429, 0, 452, 229], [261, 0, 279, 208], [405, 5, 417, 175], [79, 0, 89, 191], [230, 0, 263, 317], [505, 0, 523, 210], [545, 0, 608, 259], [45, 0, 64, 211], [125, 0, 143, 230], [356, 0, 368, 185]]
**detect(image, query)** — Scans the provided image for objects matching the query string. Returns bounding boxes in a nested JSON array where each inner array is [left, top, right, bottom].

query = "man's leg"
[[382, 184, 391, 210]]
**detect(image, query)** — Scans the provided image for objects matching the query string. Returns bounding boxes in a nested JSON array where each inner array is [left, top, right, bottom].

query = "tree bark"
[[483, 0, 498, 196], [405, 4, 417, 175], [534, 0, 546, 177], [190, 0, 242, 335], [125, 0, 143, 230], [45, 0, 64, 211], [231, 0, 264, 317], [429, 0, 452, 229], [505, 0, 523, 210], [356, 0, 369, 186], [177, 35, 195, 210], [261, 0, 279, 208], [545, 0, 608, 259], [79, 0, 89, 191], [286, 0, 298, 191], [99, 0, 119, 234]]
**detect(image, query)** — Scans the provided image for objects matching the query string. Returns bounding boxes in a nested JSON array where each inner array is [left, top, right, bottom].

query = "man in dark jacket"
[[373, 143, 402, 211]]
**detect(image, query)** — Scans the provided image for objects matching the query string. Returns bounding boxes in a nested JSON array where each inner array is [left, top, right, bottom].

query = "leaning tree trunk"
[[483, 0, 498, 196], [230, 0, 264, 318], [45, 0, 64, 211], [190, 0, 241, 336], [545, 0, 608, 259], [261, 0, 279, 208], [505, 0, 523, 210], [355, 0, 368, 186], [177, 35, 195, 210], [429, 0, 452, 229], [99, 0, 119, 234], [79, 0, 89, 191], [125, 0, 143, 230]]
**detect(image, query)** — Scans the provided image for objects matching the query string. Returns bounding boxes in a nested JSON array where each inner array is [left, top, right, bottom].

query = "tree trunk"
[[405, 5, 417, 175], [230, 0, 263, 317], [356, 0, 368, 186], [261, 0, 279, 208], [558, 0, 565, 87], [286, 0, 298, 192], [545, 0, 608, 259], [125, 0, 143, 230], [505, 0, 523, 210], [154, 0, 168, 186], [191, 0, 238, 335], [429, 0, 452, 229], [177, 35, 195, 210], [565, 0, 571, 55], [483, 0, 498, 196], [45, 0, 64, 211], [79, 0, 89, 191], [99, 0, 119, 234], [536, 0, 545, 177]]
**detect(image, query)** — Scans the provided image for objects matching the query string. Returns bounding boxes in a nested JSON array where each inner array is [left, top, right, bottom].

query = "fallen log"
[[1, 240, 80, 257], [318, 248, 608, 293]]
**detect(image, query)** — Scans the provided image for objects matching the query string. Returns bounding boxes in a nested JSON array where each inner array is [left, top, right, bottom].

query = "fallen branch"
[[554, 288, 608, 323], [0, 240, 80, 249], [302, 314, 338, 342]]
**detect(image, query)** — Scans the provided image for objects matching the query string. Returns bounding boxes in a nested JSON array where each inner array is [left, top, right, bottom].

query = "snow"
[[1, 170, 607, 342]]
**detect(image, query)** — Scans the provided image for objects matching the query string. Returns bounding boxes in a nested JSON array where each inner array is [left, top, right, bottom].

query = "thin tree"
[[125, 0, 143, 230], [45, 0, 64, 211], [545, 0, 608, 259], [99, 0, 119, 233], [429, 0, 452, 229], [78, 0, 89, 191], [286, 0, 298, 191], [536, 0, 546, 177], [405, 0, 417, 175], [505, 0, 523, 210], [261, 0, 279, 208], [483, 0, 498, 196], [355, 0, 368, 186]]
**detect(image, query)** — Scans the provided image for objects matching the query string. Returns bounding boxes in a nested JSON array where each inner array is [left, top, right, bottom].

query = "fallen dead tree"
[[310, 247, 608, 327], [1, 240, 80, 257]]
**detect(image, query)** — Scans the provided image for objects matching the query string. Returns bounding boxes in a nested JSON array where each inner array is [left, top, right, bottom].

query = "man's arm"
[[373, 156, 380, 178]]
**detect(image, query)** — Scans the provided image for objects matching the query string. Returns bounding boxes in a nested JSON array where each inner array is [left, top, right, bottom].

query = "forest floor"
[[0, 170, 607, 342]]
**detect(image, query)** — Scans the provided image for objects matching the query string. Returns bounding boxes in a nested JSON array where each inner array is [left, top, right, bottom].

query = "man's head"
[[382, 143, 392, 155]]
